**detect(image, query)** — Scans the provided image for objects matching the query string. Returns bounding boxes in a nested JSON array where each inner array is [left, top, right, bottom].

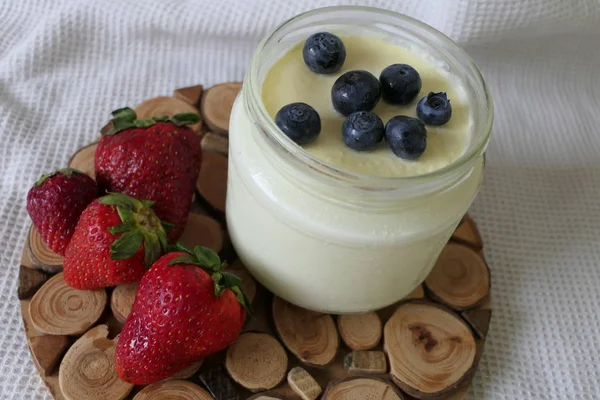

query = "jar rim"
[[245, 5, 493, 190]]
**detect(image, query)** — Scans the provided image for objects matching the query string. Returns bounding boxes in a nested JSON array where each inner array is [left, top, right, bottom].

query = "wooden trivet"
[[18, 82, 492, 400]]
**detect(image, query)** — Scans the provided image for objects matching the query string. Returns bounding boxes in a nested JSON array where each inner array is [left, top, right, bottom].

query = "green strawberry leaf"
[[170, 113, 201, 126], [231, 285, 252, 315], [143, 231, 161, 267], [193, 246, 221, 271], [33, 168, 83, 187], [152, 115, 169, 122], [99, 193, 139, 210], [221, 272, 242, 287], [111, 107, 137, 121], [161, 220, 176, 231], [134, 119, 156, 128], [107, 222, 135, 235], [167, 254, 198, 266], [110, 230, 144, 260]]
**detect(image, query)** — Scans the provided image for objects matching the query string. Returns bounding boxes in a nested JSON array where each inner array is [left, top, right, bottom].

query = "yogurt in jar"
[[226, 7, 492, 313]]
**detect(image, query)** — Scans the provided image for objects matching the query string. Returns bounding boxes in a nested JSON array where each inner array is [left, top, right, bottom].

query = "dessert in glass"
[[226, 6, 493, 313]]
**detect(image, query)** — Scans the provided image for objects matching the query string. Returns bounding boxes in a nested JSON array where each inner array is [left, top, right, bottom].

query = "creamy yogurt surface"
[[262, 35, 472, 177]]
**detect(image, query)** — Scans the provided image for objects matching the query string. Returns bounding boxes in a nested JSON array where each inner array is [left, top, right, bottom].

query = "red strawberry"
[[63, 192, 170, 290], [95, 108, 202, 241], [115, 245, 249, 385], [26, 168, 97, 255]]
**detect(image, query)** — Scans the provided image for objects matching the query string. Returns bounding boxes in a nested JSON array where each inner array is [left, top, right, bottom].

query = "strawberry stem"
[[34, 168, 84, 187]]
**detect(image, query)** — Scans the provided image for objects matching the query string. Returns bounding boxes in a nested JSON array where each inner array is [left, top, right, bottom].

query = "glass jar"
[[226, 6, 493, 313]]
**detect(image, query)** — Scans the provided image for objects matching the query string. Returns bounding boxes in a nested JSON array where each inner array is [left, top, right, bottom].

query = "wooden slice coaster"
[[384, 301, 476, 399], [68, 142, 97, 180], [424, 243, 491, 311], [287, 366, 322, 400], [135, 96, 202, 134], [200, 82, 242, 135], [179, 212, 224, 253], [59, 325, 133, 400], [26, 225, 63, 273], [405, 284, 425, 300], [201, 132, 229, 157], [228, 260, 258, 304], [322, 376, 403, 400], [248, 395, 284, 400], [29, 334, 70, 376], [225, 332, 288, 392], [18, 265, 49, 300], [29, 273, 106, 335], [337, 312, 382, 351], [110, 283, 138, 324], [173, 85, 204, 108], [452, 214, 483, 250], [196, 152, 228, 213], [170, 361, 204, 380], [272, 297, 339, 367], [343, 351, 387, 374], [133, 380, 213, 400]]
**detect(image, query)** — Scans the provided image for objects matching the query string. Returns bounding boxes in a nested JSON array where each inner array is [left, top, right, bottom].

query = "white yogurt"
[[227, 22, 489, 313]]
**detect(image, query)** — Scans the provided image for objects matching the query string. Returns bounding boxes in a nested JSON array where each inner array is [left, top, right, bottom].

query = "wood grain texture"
[[179, 212, 224, 253], [133, 380, 213, 400], [59, 325, 133, 400], [29, 273, 106, 336], [322, 376, 403, 400], [196, 152, 228, 213], [272, 297, 339, 368], [384, 301, 476, 399], [135, 96, 202, 133], [110, 283, 138, 324], [68, 143, 97, 180], [424, 243, 491, 311], [201, 132, 229, 156], [173, 85, 204, 108], [200, 83, 242, 135], [287, 366, 322, 400], [27, 225, 63, 273], [337, 312, 382, 351], [451, 215, 483, 250], [18, 265, 49, 299]]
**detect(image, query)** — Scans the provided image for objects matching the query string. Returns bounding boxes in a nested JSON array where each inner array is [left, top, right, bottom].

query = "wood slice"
[[451, 215, 483, 250], [322, 376, 403, 400], [248, 395, 284, 400], [200, 82, 242, 135], [179, 212, 224, 253], [201, 132, 229, 156], [170, 360, 204, 380], [196, 152, 228, 213], [110, 283, 138, 324], [68, 142, 97, 180], [405, 285, 425, 301], [272, 297, 339, 367], [337, 312, 382, 351], [133, 380, 213, 400], [424, 243, 490, 311], [173, 85, 204, 108], [59, 325, 133, 400], [461, 308, 492, 339], [197, 364, 238, 400], [29, 273, 107, 335], [384, 301, 476, 399], [228, 260, 257, 304], [18, 265, 49, 299], [287, 366, 322, 400], [29, 335, 69, 376], [225, 332, 288, 392], [27, 225, 63, 273], [135, 96, 202, 134], [343, 351, 387, 374]]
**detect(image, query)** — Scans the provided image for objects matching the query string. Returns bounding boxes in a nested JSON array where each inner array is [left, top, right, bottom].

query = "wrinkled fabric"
[[1, 0, 599, 398]]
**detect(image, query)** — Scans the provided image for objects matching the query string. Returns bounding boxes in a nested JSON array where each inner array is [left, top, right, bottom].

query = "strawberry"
[[26, 168, 97, 255], [95, 107, 202, 241], [115, 245, 249, 385], [63, 192, 170, 290]]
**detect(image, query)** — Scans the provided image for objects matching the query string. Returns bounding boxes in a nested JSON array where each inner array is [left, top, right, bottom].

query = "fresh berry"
[[385, 116, 427, 160], [115, 245, 249, 385], [331, 70, 381, 116], [26, 168, 97, 255], [379, 64, 422, 105], [342, 111, 385, 151], [95, 108, 202, 241], [63, 193, 170, 290], [303, 32, 346, 74], [417, 92, 452, 125], [275, 103, 321, 145]]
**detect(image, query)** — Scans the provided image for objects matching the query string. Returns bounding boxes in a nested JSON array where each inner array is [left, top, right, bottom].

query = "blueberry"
[[379, 64, 422, 105], [342, 111, 385, 151], [385, 116, 427, 160], [331, 70, 381, 116], [303, 32, 346, 74], [275, 103, 321, 145], [417, 92, 452, 125]]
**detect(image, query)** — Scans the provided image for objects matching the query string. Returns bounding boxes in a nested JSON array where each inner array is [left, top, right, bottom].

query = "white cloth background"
[[1, 0, 599, 398]]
